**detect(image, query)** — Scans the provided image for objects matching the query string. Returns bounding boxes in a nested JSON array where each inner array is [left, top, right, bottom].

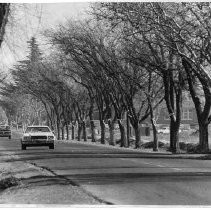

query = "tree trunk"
[[61, 126, 64, 140], [77, 123, 82, 141], [134, 124, 141, 149], [151, 119, 158, 152], [182, 58, 210, 153], [71, 124, 75, 140], [100, 120, 106, 144], [199, 122, 209, 153], [170, 120, 180, 153], [82, 120, 87, 142], [163, 70, 182, 154], [126, 113, 131, 147], [108, 119, 115, 146], [66, 124, 69, 140], [149, 101, 158, 151], [89, 97, 96, 142], [56, 120, 60, 140], [118, 119, 128, 148], [90, 120, 96, 142]]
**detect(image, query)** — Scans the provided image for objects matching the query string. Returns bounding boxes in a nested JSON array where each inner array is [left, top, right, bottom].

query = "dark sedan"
[[0, 125, 11, 139]]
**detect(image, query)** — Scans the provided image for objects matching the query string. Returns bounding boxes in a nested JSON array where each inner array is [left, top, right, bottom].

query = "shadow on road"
[[21, 171, 211, 187], [22, 175, 74, 187], [2, 151, 207, 162]]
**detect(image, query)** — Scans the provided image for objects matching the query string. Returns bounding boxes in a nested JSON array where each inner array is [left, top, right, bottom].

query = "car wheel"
[[8, 136, 11, 139], [49, 144, 54, 149], [21, 145, 26, 150]]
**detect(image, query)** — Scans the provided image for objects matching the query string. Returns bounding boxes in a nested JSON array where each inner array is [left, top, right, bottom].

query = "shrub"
[[0, 176, 20, 190], [179, 142, 200, 153], [186, 144, 201, 153], [141, 141, 167, 149]]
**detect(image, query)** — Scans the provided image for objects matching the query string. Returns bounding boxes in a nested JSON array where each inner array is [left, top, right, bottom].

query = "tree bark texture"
[[126, 113, 131, 147], [90, 120, 96, 142], [82, 120, 87, 142], [134, 124, 141, 149], [151, 118, 158, 151], [170, 120, 180, 153], [199, 123, 209, 153], [89, 96, 96, 142], [56, 120, 60, 140], [66, 124, 69, 140], [61, 126, 64, 140], [77, 123, 82, 141], [163, 70, 181, 153], [100, 120, 106, 144], [118, 119, 128, 148], [149, 100, 158, 151], [108, 119, 115, 146], [71, 124, 75, 140]]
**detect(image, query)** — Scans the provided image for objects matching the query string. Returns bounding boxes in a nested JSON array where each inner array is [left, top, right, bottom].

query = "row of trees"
[[0, 87, 46, 130], [1, 2, 211, 153], [92, 2, 211, 153]]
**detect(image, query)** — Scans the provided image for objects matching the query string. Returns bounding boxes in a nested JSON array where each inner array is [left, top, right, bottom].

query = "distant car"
[[21, 125, 55, 150], [158, 126, 181, 134], [0, 125, 11, 139], [157, 127, 170, 134]]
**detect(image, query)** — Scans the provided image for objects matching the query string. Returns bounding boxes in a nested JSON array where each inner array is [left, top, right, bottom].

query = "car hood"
[[23, 132, 54, 137]]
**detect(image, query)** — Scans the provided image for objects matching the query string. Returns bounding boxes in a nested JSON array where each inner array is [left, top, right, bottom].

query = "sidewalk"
[[0, 148, 104, 205]]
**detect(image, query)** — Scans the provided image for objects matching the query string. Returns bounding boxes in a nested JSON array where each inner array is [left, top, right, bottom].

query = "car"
[[0, 125, 11, 139], [157, 126, 170, 134], [21, 125, 55, 150], [157, 126, 182, 134]]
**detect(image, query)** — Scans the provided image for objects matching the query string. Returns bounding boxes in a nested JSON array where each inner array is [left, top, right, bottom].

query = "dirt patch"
[[0, 184, 103, 204]]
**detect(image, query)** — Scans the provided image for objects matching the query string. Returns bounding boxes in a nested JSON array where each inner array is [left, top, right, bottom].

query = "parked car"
[[157, 126, 170, 134], [0, 125, 11, 139], [158, 126, 182, 134], [21, 125, 55, 150]]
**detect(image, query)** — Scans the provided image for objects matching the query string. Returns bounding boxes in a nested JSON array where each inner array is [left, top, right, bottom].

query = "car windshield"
[[25, 127, 50, 133]]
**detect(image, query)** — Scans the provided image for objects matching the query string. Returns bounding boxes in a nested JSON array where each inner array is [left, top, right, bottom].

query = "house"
[[156, 92, 198, 128]]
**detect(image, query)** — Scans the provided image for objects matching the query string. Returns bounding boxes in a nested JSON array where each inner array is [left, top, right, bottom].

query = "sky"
[[0, 2, 90, 74]]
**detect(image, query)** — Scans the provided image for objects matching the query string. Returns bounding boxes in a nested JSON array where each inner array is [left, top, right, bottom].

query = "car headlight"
[[23, 136, 30, 140], [48, 136, 54, 140]]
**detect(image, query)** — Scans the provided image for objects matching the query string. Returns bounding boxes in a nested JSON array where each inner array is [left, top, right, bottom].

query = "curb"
[[55, 139, 208, 160]]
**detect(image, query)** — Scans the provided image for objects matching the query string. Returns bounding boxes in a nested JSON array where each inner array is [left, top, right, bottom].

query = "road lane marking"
[[156, 164, 166, 167], [120, 158, 182, 171], [171, 168, 182, 171]]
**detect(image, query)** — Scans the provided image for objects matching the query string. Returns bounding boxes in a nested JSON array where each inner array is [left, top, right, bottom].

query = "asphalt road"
[[1, 136, 211, 205]]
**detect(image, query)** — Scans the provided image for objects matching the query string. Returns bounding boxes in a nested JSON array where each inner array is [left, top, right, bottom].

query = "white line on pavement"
[[120, 158, 182, 171]]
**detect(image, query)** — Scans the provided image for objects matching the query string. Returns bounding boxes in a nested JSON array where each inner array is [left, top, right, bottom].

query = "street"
[[1, 136, 211, 205]]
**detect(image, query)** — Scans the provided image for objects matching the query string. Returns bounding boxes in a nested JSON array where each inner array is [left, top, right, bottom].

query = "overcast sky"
[[0, 2, 90, 73]]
